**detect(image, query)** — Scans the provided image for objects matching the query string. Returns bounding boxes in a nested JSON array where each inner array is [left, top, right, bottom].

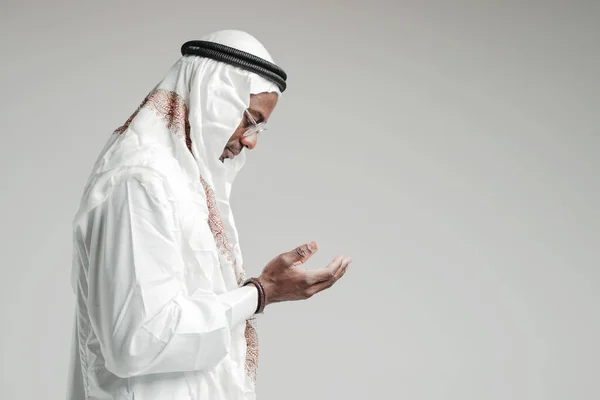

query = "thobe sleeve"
[[82, 176, 257, 378]]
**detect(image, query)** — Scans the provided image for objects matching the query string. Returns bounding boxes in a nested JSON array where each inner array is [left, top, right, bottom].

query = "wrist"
[[243, 277, 267, 314], [256, 275, 275, 307]]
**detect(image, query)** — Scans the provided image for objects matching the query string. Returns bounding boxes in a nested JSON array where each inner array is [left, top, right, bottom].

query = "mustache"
[[226, 145, 242, 156]]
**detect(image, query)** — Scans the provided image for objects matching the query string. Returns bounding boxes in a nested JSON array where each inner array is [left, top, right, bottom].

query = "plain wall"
[[1, 0, 598, 399]]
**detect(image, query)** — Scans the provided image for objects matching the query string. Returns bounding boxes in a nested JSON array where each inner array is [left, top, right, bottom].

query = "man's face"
[[219, 92, 279, 162]]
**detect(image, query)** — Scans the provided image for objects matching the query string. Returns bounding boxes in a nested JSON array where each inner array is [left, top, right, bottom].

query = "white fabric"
[[66, 30, 280, 400]]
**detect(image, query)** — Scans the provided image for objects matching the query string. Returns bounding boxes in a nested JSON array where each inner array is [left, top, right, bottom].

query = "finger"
[[304, 255, 343, 284], [305, 255, 350, 285], [283, 241, 319, 266], [333, 257, 351, 280], [306, 259, 350, 297]]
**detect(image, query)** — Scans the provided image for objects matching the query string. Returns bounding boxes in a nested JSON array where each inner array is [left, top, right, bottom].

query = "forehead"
[[249, 92, 278, 120]]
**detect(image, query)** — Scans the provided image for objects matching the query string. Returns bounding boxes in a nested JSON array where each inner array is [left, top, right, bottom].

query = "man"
[[66, 30, 351, 400]]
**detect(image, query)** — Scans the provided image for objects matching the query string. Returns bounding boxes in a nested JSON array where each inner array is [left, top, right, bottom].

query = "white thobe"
[[66, 145, 260, 400]]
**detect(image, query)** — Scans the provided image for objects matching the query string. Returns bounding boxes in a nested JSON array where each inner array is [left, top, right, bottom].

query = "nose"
[[240, 133, 257, 150]]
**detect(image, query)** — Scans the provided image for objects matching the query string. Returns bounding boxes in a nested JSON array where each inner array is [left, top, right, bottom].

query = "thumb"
[[285, 241, 319, 266]]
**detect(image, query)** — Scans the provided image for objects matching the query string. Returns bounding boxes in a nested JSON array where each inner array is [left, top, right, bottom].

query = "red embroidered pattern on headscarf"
[[199, 175, 238, 268], [113, 89, 193, 152], [198, 174, 260, 382]]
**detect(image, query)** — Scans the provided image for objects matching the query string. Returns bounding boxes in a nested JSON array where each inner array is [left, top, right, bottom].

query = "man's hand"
[[257, 242, 351, 307]]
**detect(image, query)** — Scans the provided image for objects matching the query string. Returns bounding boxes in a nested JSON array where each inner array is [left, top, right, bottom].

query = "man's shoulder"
[[74, 134, 196, 224]]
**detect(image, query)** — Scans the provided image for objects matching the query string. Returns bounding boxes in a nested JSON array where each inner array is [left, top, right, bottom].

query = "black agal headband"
[[181, 40, 287, 92]]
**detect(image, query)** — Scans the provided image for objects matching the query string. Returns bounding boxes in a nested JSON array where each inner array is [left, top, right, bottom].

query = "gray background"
[[1, 0, 598, 399]]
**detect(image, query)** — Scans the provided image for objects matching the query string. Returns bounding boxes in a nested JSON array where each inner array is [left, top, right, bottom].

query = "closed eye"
[[246, 109, 265, 125]]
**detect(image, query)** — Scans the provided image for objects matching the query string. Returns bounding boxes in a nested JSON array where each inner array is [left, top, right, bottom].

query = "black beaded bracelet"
[[243, 277, 266, 314]]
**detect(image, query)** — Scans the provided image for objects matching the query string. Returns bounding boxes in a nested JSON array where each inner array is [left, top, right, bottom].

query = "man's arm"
[[82, 176, 257, 378]]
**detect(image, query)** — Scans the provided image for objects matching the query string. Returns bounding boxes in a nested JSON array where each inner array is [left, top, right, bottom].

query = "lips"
[[224, 147, 237, 159]]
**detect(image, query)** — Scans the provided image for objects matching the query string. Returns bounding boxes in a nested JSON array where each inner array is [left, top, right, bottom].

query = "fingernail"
[[308, 242, 316, 251]]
